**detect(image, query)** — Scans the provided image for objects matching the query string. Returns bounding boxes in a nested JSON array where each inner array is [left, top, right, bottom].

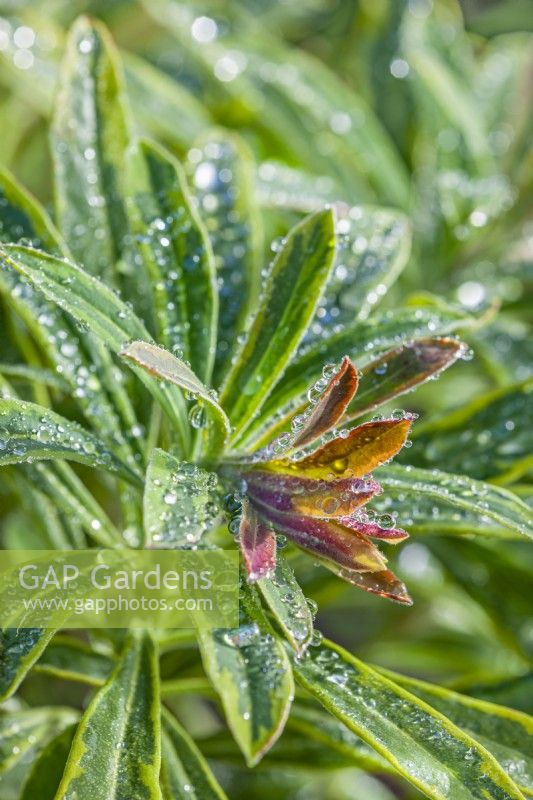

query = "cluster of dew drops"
[[149, 462, 219, 548]]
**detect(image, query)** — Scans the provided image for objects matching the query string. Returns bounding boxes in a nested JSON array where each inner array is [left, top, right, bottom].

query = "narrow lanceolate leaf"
[[379, 669, 533, 797], [143, 0, 409, 206], [287, 703, 391, 774], [55, 631, 161, 800], [161, 710, 229, 800], [0, 707, 78, 776], [338, 514, 409, 542], [408, 379, 533, 484], [187, 133, 263, 386], [375, 465, 533, 540], [429, 538, 533, 661], [20, 724, 78, 800], [197, 601, 294, 766], [0, 628, 54, 702], [29, 461, 121, 547], [318, 559, 412, 605], [269, 418, 412, 481], [344, 338, 464, 422], [220, 209, 336, 438], [245, 472, 379, 518], [52, 16, 130, 280], [124, 55, 212, 150], [35, 635, 114, 686], [256, 162, 341, 213], [121, 342, 231, 460], [143, 448, 215, 548], [0, 364, 69, 393], [125, 139, 217, 384], [0, 245, 190, 450], [244, 306, 473, 450], [0, 399, 138, 483], [319, 206, 411, 326], [239, 498, 277, 582], [294, 640, 526, 800], [401, 7, 493, 168], [0, 171, 142, 465], [469, 673, 533, 716], [0, 166, 65, 253], [263, 509, 388, 573], [257, 554, 313, 654], [290, 356, 358, 449]]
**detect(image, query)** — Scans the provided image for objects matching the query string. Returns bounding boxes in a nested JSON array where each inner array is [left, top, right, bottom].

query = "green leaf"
[[0, 172, 142, 464], [0, 244, 190, 452], [294, 639, 525, 800], [186, 133, 263, 385], [256, 161, 342, 213], [244, 306, 473, 450], [160, 709, 228, 800], [143, 448, 215, 547], [257, 554, 313, 654], [125, 138, 217, 384], [469, 673, 533, 717], [0, 363, 69, 393], [429, 538, 533, 660], [120, 342, 231, 460], [401, 5, 493, 169], [408, 379, 533, 484], [52, 16, 130, 280], [0, 376, 106, 549], [0, 707, 78, 776], [34, 635, 114, 687], [143, 0, 410, 206], [375, 464, 533, 540], [197, 591, 294, 766], [287, 703, 391, 774], [124, 54, 212, 150], [0, 166, 65, 253], [22, 485, 79, 548], [0, 628, 54, 702], [20, 724, 78, 800], [220, 209, 336, 438], [55, 630, 161, 800], [28, 461, 122, 547], [379, 668, 533, 796], [0, 397, 138, 483], [373, 491, 527, 541], [323, 206, 411, 325]]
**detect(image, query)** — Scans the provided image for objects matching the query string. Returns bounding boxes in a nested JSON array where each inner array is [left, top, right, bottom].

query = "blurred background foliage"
[[0, 1, 532, 798]]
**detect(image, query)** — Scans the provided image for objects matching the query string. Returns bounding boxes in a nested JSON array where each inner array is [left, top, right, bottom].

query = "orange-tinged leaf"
[[339, 515, 409, 542], [290, 356, 358, 449], [268, 418, 412, 480], [239, 499, 277, 582], [320, 558, 412, 605], [245, 471, 379, 518], [344, 338, 463, 422], [257, 506, 388, 573]]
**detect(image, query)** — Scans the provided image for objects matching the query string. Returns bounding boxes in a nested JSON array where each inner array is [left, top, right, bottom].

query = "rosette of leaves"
[[0, 16, 532, 800]]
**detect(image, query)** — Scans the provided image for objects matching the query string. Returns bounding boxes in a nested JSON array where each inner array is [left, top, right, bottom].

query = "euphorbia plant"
[[0, 16, 532, 800]]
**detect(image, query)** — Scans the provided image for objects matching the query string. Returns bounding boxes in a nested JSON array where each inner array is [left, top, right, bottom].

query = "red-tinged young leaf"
[[239, 498, 277, 582], [257, 506, 388, 573], [268, 418, 412, 480], [290, 356, 358, 449], [344, 338, 463, 422], [338, 515, 409, 542], [320, 558, 412, 605], [245, 471, 380, 518]]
